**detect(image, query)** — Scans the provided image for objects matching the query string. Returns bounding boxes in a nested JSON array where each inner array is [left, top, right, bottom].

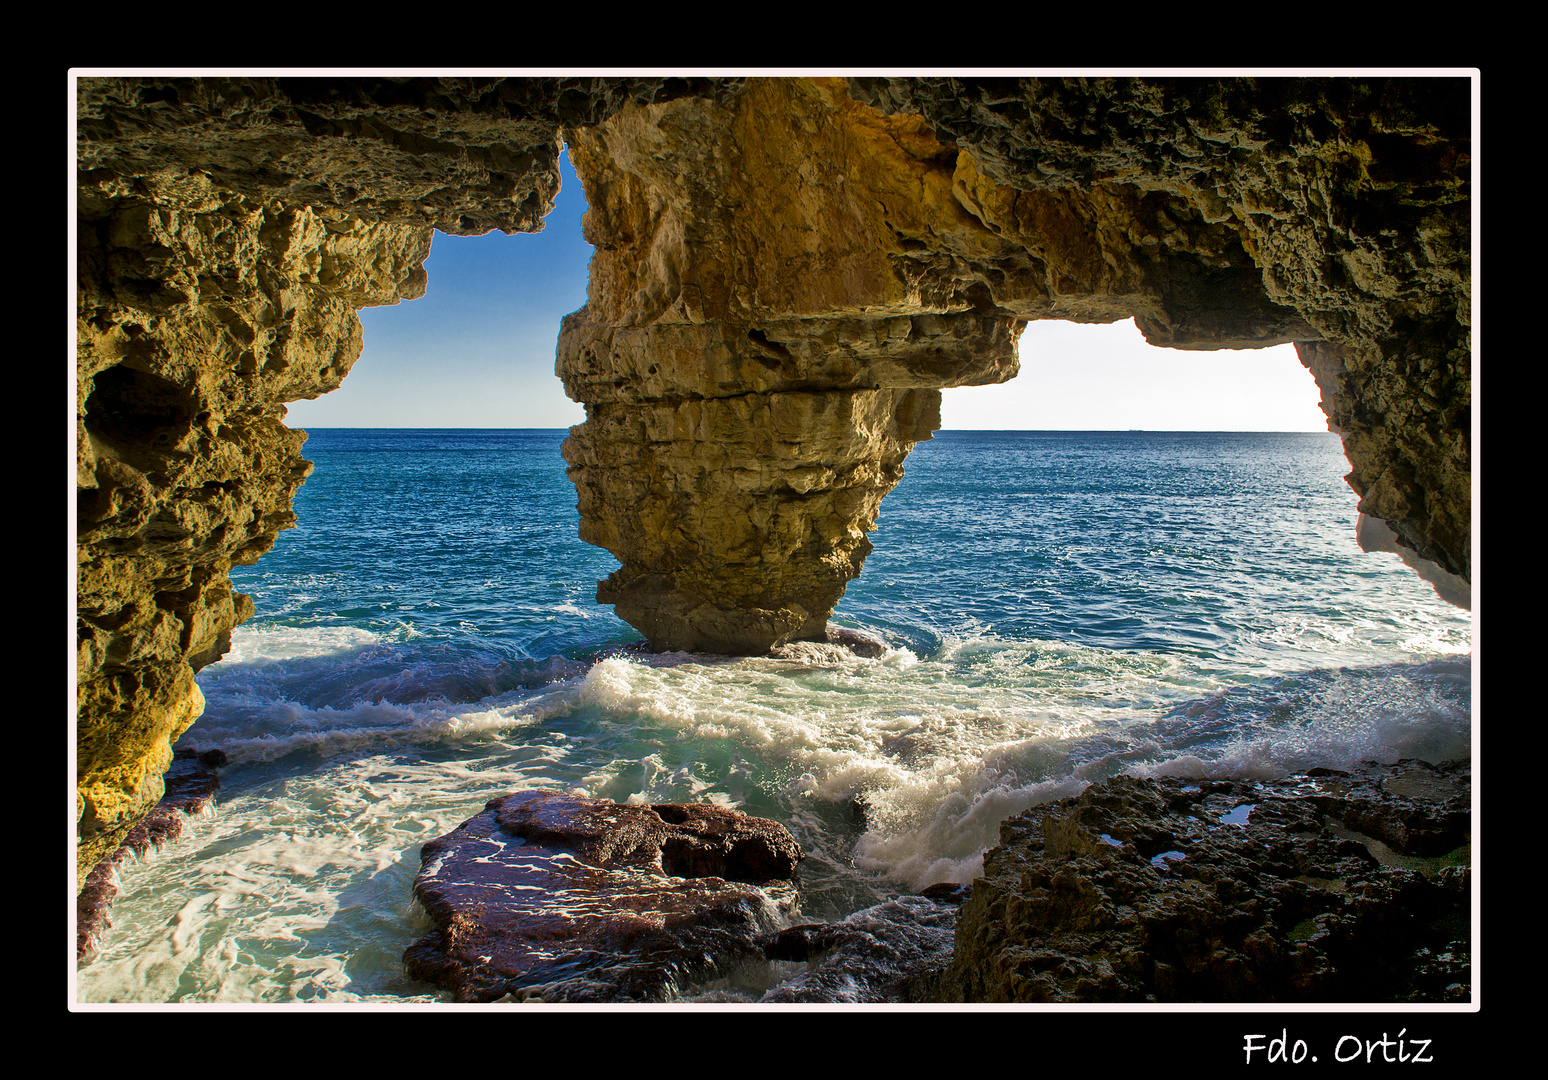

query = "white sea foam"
[[175, 634, 1471, 937], [81, 430, 1474, 1004], [216, 624, 382, 665]]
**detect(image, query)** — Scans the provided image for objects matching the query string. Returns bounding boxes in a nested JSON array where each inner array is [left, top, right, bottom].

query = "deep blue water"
[[76, 428, 1472, 1002]]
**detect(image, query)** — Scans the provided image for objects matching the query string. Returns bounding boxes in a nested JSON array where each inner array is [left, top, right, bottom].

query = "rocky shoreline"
[[77, 755, 1470, 1002], [931, 758, 1470, 1003], [394, 757, 1469, 1003], [76, 78, 1471, 886]]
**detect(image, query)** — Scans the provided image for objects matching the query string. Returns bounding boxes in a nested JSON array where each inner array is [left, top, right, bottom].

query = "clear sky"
[[283, 151, 594, 430], [283, 149, 1329, 433]]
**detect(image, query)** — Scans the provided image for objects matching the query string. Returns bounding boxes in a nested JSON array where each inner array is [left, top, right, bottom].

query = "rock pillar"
[[559, 77, 1472, 651], [75, 75, 1472, 887], [557, 79, 1023, 652], [75, 170, 436, 882]]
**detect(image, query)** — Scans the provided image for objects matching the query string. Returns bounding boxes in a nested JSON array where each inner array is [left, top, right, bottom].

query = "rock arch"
[[74, 74, 1472, 883]]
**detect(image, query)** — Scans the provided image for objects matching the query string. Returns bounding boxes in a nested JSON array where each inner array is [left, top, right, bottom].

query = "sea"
[[73, 427, 1474, 1004]]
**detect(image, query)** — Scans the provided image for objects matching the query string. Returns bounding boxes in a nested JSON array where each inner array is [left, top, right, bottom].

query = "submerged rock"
[[939, 759, 1471, 1003], [403, 792, 803, 1002], [752, 890, 968, 1003]]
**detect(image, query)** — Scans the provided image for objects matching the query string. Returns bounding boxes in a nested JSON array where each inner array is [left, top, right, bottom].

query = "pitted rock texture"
[[402, 792, 802, 1002], [569, 386, 946, 652], [75, 755, 222, 961], [558, 76, 1470, 653], [75, 164, 433, 883], [74, 76, 703, 886], [936, 760, 1471, 1003], [559, 79, 1023, 652], [77, 77, 740, 236], [559, 79, 1029, 652], [850, 76, 1472, 588]]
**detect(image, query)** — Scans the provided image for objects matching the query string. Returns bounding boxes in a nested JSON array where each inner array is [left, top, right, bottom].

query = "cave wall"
[[557, 79, 1022, 651], [73, 75, 713, 882], [853, 77, 1472, 586], [557, 77, 1471, 657], [74, 74, 1471, 886]]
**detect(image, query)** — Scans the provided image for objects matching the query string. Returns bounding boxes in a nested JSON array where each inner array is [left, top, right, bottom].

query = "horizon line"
[[292, 425, 1336, 434]]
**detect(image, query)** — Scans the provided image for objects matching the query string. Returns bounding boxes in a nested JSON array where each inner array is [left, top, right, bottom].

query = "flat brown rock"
[[403, 792, 802, 1002]]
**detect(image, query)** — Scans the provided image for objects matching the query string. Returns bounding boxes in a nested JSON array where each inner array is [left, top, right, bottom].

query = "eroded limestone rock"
[[853, 76, 1473, 590], [558, 79, 1025, 652], [936, 760, 1471, 1002], [74, 76, 699, 884], [558, 76, 1471, 653], [75, 166, 435, 882]]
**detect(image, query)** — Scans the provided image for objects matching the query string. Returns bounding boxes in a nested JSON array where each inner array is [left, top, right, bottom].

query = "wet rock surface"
[[399, 764, 1471, 1004], [403, 792, 803, 1002], [938, 759, 1471, 1003], [747, 890, 968, 1003], [76, 755, 222, 961]]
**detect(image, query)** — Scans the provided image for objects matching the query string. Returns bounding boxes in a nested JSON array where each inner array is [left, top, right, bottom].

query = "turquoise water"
[[75, 428, 1472, 1003]]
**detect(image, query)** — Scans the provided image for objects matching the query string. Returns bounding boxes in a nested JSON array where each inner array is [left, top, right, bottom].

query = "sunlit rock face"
[[559, 77, 1471, 652], [852, 76, 1472, 594], [558, 79, 1023, 652], [73, 76, 706, 883], [74, 75, 1471, 886], [75, 164, 433, 884]]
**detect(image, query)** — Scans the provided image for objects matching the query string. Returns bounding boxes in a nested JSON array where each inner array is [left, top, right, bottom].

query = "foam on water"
[[81, 632, 1467, 1002], [75, 430, 1472, 1004]]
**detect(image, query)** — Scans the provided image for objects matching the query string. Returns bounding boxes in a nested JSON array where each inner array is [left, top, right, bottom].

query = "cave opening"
[[274, 145, 1351, 662], [76, 79, 1474, 1005], [282, 148, 592, 431], [940, 318, 1326, 433], [269, 140, 1435, 655]]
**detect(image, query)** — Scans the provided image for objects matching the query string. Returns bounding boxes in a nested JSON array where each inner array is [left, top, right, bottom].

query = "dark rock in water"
[[403, 792, 804, 1002], [919, 881, 973, 905], [195, 748, 229, 768], [76, 756, 222, 961], [826, 627, 887, 658], [752, 887, 970, 1003], [158, 755, 224, 809], [759, 922, 858, 962], [939, 759, 1471, 1003]]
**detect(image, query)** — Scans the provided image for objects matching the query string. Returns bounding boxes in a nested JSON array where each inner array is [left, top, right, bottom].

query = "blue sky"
[[283, 149, 1329, 433]]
